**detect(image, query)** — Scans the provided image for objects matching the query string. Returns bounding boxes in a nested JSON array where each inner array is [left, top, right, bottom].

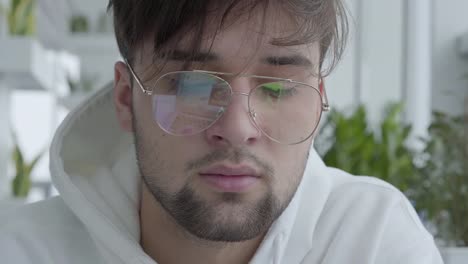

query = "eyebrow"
[[158, 50, 219, 62], [261, 55, 313, 67], [159, 50, 313, 67]]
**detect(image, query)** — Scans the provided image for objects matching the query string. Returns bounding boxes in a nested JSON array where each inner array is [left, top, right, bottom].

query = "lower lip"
[[200, 174, 259, 192]]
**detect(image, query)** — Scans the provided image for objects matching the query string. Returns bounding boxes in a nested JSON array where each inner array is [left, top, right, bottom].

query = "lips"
[[200, 165, 260, 177], [199, 165, 261, 192]]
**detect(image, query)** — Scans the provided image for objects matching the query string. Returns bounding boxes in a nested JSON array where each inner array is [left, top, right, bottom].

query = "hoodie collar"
[[50, 84, 154, 263], [250, 149, 332, 264], [50, 84, 331, 263]]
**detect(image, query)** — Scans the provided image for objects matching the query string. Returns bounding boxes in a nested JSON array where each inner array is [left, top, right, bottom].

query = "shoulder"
[[325, 167, 416, 209], [303, 168, 442, 264], [323, 167, 428, 234], [0, 197, 100, 264], [326, 166, 402, 194], [305, 167, 443, 263]]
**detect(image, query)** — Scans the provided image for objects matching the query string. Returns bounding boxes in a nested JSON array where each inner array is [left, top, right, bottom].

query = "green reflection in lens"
[[261, 82, 299, 101], [261, 83, 283, 101], [262, 83, 283, 92]]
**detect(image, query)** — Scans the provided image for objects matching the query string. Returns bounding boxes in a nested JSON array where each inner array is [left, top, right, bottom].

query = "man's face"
[[129, 8, 320, 242]]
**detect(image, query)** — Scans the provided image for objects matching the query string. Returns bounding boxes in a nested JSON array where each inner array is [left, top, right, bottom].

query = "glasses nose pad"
[[249, 110, 257, 119], [216, 108, 225, 117], [248, 109, 262, 131]]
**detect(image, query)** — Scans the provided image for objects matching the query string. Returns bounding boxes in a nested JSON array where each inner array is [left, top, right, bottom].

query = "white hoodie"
[[0, 84, 443, 264]]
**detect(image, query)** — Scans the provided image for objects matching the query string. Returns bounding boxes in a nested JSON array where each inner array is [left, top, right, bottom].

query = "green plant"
[[70, 14, 89, 33], [7, 0, 36, 35], [316, 103, 417, 192], [410, 112, 468, 246], [11, 135, 43, 198]]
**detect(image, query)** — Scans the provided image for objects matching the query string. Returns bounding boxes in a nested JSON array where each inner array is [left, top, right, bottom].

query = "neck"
[[139, 184, 265, 264]]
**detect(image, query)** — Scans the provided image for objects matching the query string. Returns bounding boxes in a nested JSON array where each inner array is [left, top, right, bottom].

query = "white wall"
[[326, 0, 404, 124], [432, 0, 468, 116], [324, 0, 359, 111], [359, 0, 404, 123], [328, 0, 467, 122]]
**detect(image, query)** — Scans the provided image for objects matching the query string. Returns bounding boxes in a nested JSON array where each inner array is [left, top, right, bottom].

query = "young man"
[[0, 0, 443, 263]]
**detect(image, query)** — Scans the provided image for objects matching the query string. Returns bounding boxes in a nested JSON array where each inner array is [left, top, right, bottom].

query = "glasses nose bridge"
[[224, 77, 253, 108], [232, 91, 250, 97], [222, 87, 257, 122], [224, 73, 256, 94]]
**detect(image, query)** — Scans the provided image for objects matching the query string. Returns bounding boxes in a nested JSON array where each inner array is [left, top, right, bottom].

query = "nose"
[[204, 80, 262, 147]]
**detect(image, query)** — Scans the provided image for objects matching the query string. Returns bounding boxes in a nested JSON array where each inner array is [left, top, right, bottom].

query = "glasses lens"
[[249, 82, 322, 144], [152, 72, 231, 135]]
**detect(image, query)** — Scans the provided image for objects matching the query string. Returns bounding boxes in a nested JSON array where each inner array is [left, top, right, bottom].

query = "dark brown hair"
[[107, 0, 348, 76]]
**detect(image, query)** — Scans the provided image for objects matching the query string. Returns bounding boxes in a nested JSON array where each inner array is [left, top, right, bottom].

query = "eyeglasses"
[[125, 59, 330, 145]]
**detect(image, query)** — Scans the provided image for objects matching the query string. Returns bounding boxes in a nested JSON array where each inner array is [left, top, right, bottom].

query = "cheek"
[[271, 144, 310, 194], [137, 126, 202, 192], [133, 92, 154, 126], [133, 102, 191, 191]]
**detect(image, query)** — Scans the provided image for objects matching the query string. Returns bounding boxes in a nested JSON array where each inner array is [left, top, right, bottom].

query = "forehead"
[[139, 4, 319, 68]]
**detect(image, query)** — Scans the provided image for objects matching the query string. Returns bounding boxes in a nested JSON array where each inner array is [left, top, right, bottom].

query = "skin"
[[113, 5, 321, 264]]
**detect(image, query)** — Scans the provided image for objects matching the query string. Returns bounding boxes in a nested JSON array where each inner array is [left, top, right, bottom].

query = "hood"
[[49, 83, 332, 263]]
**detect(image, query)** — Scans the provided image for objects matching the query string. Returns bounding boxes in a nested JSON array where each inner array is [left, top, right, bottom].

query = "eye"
[[259, 83, 297, 99]]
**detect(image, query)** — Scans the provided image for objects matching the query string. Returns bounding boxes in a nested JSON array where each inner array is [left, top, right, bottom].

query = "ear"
[[114, 61, 134, 132]]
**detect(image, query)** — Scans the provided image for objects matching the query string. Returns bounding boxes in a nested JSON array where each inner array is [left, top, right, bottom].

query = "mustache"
[[185, 148, 274, 178]]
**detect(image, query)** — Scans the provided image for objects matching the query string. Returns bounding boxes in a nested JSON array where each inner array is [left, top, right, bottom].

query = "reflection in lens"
[[250, 82, 322, 144], [152, 72, 231, 135]]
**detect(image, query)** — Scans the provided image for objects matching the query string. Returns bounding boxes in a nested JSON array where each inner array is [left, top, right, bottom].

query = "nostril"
[[213, 135, 224, 142], [246, 137, 257, 144]]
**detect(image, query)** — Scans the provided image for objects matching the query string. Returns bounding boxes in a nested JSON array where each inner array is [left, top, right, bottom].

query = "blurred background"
[[0, 0, 467, 252]]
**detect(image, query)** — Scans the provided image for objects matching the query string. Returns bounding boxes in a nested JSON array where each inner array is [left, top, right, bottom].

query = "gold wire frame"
[[124, 59, 330, 145]]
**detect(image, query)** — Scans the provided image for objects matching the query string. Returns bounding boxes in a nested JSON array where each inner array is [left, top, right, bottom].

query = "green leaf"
[[8, 0, 35, 35], [10, 134, 44, 198], [317, 102, 416, 189]]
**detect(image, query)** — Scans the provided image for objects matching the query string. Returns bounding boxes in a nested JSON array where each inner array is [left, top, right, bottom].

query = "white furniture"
[[0, 37, 79, 199], [0, 0, 118, 200], [61, 33, 119, 91], [57, 33, 120, 109], [0, 37, 79, 94]]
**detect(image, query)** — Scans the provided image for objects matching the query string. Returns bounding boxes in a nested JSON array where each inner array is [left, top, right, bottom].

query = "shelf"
[[62, 33, 119, 55], [61, 33, 120, 93], [0, 37, 80, 96]]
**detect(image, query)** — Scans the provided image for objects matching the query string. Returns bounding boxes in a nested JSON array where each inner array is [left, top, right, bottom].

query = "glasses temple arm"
[[124, 58, 152, 95], [320, 79, 331, 111]]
